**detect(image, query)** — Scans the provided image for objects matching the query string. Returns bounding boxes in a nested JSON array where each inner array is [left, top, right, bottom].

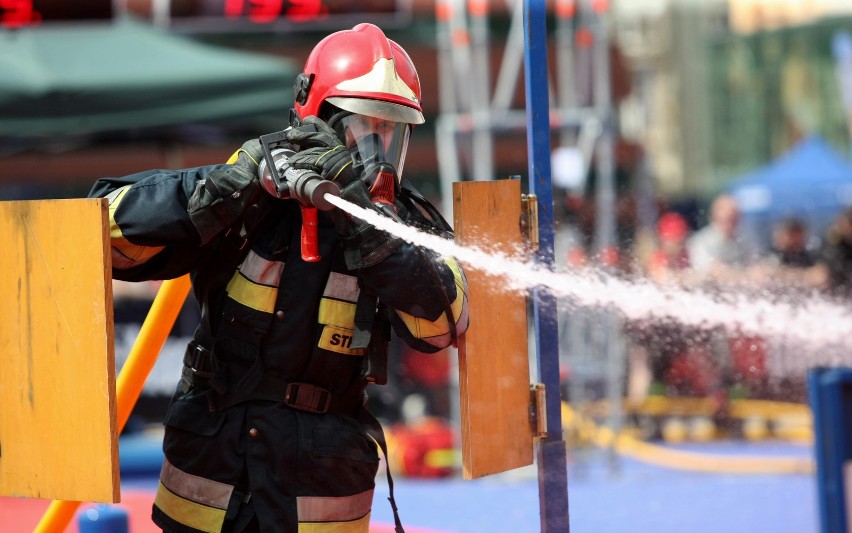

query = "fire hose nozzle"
[[293, 174, 340, 211], [258, 147, 341, 210]]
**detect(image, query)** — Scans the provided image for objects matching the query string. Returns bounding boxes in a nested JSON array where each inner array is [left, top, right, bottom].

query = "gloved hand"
[[286, 116, 357, 185], [327, 165, 404, 270], [287, 145, 356, 185], [188, 139, 266, 244], [285, 116, 343, 150]]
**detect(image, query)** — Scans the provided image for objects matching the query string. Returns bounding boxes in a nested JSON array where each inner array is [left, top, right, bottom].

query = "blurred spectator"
[[628, 211, 710, 405], [645, 211, 692, 285], [817, 207, 852, 299], [685, 195, 764, 411], [687, 194, 760, 285], [754, 217, 823, 401], [757, 216, 825, 292], [768, 217, 816, 267]]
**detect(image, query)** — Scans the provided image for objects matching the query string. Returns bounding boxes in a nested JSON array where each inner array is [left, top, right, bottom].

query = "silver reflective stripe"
[[239, 250, 285, 287], [297, 488, 374, 522], [322, 272, 360, 302], [160, 458, 233, 510]]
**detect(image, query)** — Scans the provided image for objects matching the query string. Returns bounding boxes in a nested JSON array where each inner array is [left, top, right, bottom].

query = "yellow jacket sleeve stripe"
[[107, 185, 165, 269], [394, 258, 469, 348]]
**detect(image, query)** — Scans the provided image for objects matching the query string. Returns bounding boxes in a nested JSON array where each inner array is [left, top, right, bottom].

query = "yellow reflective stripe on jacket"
[[155, 459, 232, 533], [298, 512, 371, 532], [226, 271, 278, 313], [394, 257, 469, 348], [107, 185, 165, 269], [318, 298, 357, 328], [223, 251, 283, 313], [297, 488, 373, 523], [317, 298, 366, 356]]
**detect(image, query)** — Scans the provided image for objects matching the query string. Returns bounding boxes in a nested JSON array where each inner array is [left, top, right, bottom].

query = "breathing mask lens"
[[340, 114, 411, 179]]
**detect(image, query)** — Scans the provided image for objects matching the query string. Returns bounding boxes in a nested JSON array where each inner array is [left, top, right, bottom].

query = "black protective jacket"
[[90, 164, 468, 532]]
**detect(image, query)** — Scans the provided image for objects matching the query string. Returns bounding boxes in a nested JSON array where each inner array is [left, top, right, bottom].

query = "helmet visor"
[[326, 96, 424, 125], [339, 113, 411, 178]]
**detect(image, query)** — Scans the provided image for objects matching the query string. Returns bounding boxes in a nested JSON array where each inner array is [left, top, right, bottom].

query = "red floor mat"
[[0, 492, 446, 533], [0, 491, 158, 533]]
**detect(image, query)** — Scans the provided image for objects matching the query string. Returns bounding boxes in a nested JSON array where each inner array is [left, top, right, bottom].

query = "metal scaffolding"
[[434, 0, 617, 255]]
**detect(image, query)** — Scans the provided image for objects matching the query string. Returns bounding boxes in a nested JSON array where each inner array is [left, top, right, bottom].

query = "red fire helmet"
[[293, 23, 425, 125]]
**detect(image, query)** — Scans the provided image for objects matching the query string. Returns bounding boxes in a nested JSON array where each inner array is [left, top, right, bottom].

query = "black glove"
[[285, 115, 343, 150], [287, 144, 357, 185], [188, 139, 266, 244], [327, 166, 404, 270], [285, 116, 357, 185]]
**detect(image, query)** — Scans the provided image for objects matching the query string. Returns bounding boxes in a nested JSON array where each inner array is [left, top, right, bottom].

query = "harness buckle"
[[283, 383, 331, 414], [186, 343, 214, 379]]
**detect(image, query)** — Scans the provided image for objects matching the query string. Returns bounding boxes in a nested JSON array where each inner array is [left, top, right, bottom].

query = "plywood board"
[[0, 198, 119, 502], [453, 180, 533, 479]]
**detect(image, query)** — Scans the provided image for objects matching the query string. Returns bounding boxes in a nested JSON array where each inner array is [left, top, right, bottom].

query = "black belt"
[[181, 342, 363, 416]]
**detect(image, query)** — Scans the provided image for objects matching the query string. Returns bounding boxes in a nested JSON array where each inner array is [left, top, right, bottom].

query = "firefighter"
[[90, 23, 469, 533]]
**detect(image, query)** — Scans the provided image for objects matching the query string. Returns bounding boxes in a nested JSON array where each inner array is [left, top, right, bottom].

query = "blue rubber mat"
[[118, 435, 818, 533], [371, 443, 817, 533]]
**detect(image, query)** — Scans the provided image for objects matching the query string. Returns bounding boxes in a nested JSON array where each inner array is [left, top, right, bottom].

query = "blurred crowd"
[[559, 190, 852, 411]]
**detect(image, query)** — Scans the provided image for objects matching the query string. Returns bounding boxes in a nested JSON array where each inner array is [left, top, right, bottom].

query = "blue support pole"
[[808, 367, 852, 533], [524, 1, 570, 532]]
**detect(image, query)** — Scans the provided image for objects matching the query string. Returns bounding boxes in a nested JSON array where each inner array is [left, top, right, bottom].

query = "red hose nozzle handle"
[[300, 205, 320, 262]]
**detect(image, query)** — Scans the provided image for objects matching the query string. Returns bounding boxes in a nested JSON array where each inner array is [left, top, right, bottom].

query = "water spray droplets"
[[327, 194, 852, 355]]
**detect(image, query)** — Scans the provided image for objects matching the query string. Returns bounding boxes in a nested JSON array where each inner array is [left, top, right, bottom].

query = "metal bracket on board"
[[530, 383, 548, 438], [520, 193, 539, 254]]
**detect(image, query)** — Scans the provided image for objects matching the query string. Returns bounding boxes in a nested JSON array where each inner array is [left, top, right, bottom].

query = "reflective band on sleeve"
[[397, 284, 467, 339], [322, 272, 360, 302], [226, 271, 278, 313], [106, 185, 165, 269], [394, 258, 469, 347], [297, 488, 373, 523], [239, 250, 285, 287]]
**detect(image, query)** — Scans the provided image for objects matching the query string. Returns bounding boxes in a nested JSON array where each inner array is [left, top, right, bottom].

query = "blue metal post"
[[808, 367, 852, 533], [524, 1, 571, 532]]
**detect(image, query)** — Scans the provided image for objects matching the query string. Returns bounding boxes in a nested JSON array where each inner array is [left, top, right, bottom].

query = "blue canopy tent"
[[728, 136, 852, 248]]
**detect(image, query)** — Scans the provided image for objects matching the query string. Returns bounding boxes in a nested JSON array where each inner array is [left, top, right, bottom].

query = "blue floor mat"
[[119, 434, 818, 533]]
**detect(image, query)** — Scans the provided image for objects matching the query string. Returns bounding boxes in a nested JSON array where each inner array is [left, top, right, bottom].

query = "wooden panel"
[[0, 199, 119, 502], [453, 180, 533, 479]]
